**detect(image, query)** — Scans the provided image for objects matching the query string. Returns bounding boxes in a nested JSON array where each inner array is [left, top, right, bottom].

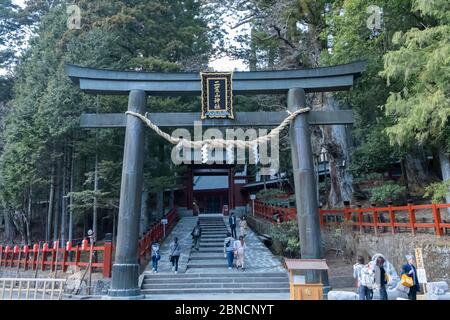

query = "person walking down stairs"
[[191, 221, 202, 251], [239, 216, 248, 239], [223, 232, 235, 270], [228, 212, 237, 238], [234, 236, 247, 271], [170, 237, 181, 274], [151, 241, 161, 273]]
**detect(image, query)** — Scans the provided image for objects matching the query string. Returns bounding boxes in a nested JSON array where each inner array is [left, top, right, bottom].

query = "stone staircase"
[[140, 215, 290, 296], [187, 216, 229, 270]]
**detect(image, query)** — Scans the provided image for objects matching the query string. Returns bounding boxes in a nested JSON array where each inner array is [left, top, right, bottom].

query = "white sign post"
[[250, 194, 256, 217], [415, 247, 428, 294], [161, 218, 168, 239]]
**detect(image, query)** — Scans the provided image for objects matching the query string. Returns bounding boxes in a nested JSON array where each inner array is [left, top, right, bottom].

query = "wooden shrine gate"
[[66, 61, 366, 298]]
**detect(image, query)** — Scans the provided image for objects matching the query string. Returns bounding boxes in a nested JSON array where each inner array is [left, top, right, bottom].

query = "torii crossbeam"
[[66, 61, 366, 298]]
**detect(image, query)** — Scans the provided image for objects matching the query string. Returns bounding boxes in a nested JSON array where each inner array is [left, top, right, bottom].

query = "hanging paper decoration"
[[226, 143, 234, 164], [201, 144, 209, 164], [252, 143, 259, 164]]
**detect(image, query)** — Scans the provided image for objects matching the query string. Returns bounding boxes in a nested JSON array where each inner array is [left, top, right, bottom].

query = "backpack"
[[225, 239, 231, 248], [360, 265, 375, 289], [193, 226, 201, 237]]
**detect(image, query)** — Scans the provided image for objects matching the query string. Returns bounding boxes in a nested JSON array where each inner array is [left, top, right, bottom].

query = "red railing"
[[0, 207, 180, 278], [0, 239, 113, 277], [254, 201, 296, 224], [254, 201, 450, 236], [138, 207, 179, 262]]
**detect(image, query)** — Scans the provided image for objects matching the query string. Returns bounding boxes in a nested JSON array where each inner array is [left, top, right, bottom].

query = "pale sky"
[[8, 0, 249, 73]]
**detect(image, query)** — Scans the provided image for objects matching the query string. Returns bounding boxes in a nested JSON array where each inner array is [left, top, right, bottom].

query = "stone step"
[[199, 243, 224, 247], [196, 249, 223, 253], [143, 276, 289, 284], [201, 236, 227, 239], [201, 233, 228, 236], [187, 260, 228, 268], [143, 272, 288, 279], [142, 282, 290, 290], [141, 288, 290, 295], [189, 254, 224, 260]]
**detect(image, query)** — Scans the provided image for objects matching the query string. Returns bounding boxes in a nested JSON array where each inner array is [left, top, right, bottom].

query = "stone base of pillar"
[[108, 263, 141, 297]]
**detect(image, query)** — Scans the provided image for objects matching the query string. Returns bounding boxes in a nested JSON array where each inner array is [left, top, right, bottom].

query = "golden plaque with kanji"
[[200, 72, 234, 119]]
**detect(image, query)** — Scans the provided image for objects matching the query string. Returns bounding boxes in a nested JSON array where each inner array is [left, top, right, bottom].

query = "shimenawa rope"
[[125, 107, 311, 150]]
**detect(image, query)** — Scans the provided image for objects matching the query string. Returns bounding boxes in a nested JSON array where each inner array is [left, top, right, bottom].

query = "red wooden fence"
[[0, 207, 179, 277], [0, 239, 113, 277], [138, 207, 179, 262], [254, 201, 450, 236]]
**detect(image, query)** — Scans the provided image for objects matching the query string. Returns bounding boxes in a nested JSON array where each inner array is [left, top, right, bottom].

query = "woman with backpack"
[[169, 237, 181, 274], [151, 241, 161, 273], [354, 256, 374, 300]]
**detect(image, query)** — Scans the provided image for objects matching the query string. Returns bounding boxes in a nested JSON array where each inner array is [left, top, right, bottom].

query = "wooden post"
[[103, 240, 113, 278], [357, 205, 363, 235], [388, 202, 395, 234], [407, 200, 416, 236], [432, 204, 443, 236], [370, 204, 378, 235], [24, 246, 30, 271], [41, 243, 48, 271], [62, 246, 68, 273], [32, 244, 39, 271], [75, 244, 81, 269], [51, 241, 58, 272]]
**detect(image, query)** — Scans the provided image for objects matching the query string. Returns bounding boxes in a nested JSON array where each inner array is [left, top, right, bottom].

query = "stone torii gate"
[[66, 61, 366, 298]]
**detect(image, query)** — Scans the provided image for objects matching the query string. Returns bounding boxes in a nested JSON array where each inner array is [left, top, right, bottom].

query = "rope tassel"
[[125, 107, 311, 149]]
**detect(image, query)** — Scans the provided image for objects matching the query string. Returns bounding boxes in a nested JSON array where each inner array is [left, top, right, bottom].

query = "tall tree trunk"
[[438, 146, 450, 210], [307, 24, 353, 207], [93, 152, 98, 241], [26, 186, 32, 245], [321, 94, 354, 207], [46, 166, 55, 242], [403, 148, 430, 193], [4, 210, 15, 242], [53, 161, 61, 242], [61, 144, 68, 246], [68, 145, 74, 242]]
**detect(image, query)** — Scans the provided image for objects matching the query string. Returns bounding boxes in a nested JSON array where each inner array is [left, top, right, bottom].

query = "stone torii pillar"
[[108, 90, 146, 298], [288, 88, 327, 287]]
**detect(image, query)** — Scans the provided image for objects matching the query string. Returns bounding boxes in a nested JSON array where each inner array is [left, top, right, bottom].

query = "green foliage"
[[269, 220, 300, 258], [256, 188, 286, 201], [424, 181, 450, 204], [381, 0, 450, 147], [321, 0, 419, 178], [369, 182, 407, 203], [0, 0, 215, 241]]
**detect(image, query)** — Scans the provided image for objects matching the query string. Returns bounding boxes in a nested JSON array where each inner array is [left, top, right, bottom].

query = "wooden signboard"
[[201, 72, 234, 119]]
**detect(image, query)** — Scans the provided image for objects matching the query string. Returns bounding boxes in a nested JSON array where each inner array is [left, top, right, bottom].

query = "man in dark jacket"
[[402, 255, 420, 300], [228, 212, 237, 238]]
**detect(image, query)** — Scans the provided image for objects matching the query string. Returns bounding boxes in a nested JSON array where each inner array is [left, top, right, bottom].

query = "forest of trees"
[[0, 0, 448, 245]]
